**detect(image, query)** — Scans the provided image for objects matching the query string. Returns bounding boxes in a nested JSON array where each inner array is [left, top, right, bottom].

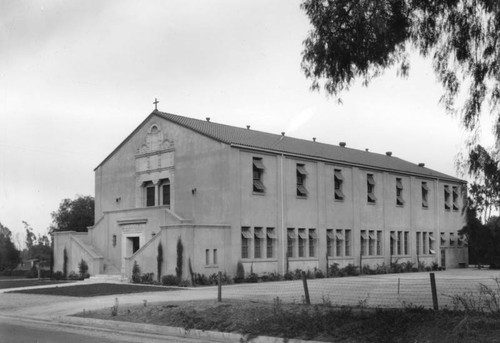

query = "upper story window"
[[452, 186, 459, 211], [296, 164, 308, 197], [160, 179, 170, 207], [396, 178, 404, 206], [252, 157, 265, 194], [444, 185, 451, 210], [334, 169, 344, 201], [422, 182, 429, 208], [145, 181, 155, 207], [367, 174, 376, 203]]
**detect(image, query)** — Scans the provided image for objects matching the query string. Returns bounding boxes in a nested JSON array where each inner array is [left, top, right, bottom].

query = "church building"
[[53, 109, 468, 280]]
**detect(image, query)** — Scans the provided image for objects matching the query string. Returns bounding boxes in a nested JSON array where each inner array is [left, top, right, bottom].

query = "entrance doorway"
[[127, 236, 140, 256]]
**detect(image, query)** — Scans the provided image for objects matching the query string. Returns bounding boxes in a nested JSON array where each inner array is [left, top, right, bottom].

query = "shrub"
[[140, 272, 154, 284], [341, 264, 359, 276], [78, 259, 88, 278], [131, 261, 141, 283], [157, 242, 163, 282], [26, 266, 38, 278], [176, 237, 183, 281], [284, 271, 294, 280], [63, 248, 68, 279], [52, 271, 64, 280], [193, 273, 210, 286], [314, 267, 325, 279], [361, 264, 376, 275], [68, 271, 80, 280], [162, 274, 179, 286], [375, 263, 390, 274], [328, 263, 340, 277], [245, 273, 259, 283], [234, 261, 245, 283]]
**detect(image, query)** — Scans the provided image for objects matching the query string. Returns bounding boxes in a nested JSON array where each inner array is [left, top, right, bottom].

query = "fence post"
[[430, 272, 438, 310], [302, 271, 311, 305], [217, 271, 222, 302]]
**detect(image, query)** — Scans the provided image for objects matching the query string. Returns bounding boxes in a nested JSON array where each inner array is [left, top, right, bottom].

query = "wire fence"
[[216, 271, 500, 310]]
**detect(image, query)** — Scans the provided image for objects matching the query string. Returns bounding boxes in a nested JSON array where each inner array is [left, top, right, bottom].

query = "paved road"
[[0, 316, 208, 343]]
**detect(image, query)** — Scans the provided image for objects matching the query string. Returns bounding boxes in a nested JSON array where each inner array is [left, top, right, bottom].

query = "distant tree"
[[22, 222, 52, 269], [50, 195, 94, 233], [301, 1, 500, 146], [0, 222, 21, 271]]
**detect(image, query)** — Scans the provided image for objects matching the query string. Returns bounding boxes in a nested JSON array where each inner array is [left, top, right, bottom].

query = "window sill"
[[289, 257, 318, 261], [204, 265, 219, 268], [367, 202, 376, 205], [252, 192, 265, 196], [241, 258, 278, 262], [360, 255, 384, 258], [396, 204, 404, 208], [334, 198, 344, 202], [296, 195, 308, 200], [327, 256, 353, 260], [422, 206, 429, 210]]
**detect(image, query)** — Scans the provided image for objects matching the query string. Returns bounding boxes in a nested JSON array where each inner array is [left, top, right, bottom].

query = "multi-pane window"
[[254, 227, 263, 258], [429, 233, 435, 254], [298, 228, 306, 257], [391, 230, 409, 255], [334, 169, 344, 200], [422, 182, 429, 208], [327, 229, 334, 257], [345, 230, 352, 256], [309, 229, 317, 257], [416, 231, 435, 254], [423, 232, 428, 254], [336, 230, 344, 257], [396, 178, 404, 206], [213, 249, 217, 265], [397, 231, 402, 255], [287, 228, 296, 257], [444, 185, 451, 210], [376, 231, 382, 255], [205, 249, 210, 265], [112, 235, 117, 247], [368, 230, 375, 255], [266, 228, 276, 258], [450, 232, 455, 246], [241, 227, 251, 258], [252, 158, 265, 194], [145, 182, 155, 207], [161, 179, 170, 206], [332, 229, 351, 257], [452, 186, 459, 211], [296, 164, 308, 197], [390, 231, 395, 255], [361, 230, 368, 256], [367, 174, 376, 203], [440, 232, 446, 247]]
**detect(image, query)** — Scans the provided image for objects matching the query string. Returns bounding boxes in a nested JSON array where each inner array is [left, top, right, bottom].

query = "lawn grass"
[[0, 279, 70, 290], [8, 283, 181, 297], [75, 299, 500, 342]]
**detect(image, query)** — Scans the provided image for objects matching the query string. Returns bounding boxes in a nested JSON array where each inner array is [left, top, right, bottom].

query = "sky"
[[0, 0, 492, 246]]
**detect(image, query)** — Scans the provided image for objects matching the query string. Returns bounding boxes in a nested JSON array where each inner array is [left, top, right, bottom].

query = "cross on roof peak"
[[153, 98, 159, 110]]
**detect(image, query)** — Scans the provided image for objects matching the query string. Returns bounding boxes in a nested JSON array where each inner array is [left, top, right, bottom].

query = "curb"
[[56, 315, 324, 343]]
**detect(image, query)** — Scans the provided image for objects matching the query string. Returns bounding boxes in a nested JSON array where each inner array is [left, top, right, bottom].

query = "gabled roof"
[[154, 110, 463, 183], [96, 110, 464, 183]]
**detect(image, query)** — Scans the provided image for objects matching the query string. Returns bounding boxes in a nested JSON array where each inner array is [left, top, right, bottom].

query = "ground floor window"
[[390, 230, 409, 256]]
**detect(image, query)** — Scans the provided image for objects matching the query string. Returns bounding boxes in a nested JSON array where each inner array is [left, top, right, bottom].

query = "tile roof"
[[154, 110, 464, 183]]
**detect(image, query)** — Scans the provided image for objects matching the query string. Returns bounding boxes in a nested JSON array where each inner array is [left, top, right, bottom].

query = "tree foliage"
[[301, 0, 500, 142], [176, 237, 183, 281], [0, 222, 21, 271], [50, 195, 94, 233], [466, 144, 500, 222], [22, 221, 51, 266]]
